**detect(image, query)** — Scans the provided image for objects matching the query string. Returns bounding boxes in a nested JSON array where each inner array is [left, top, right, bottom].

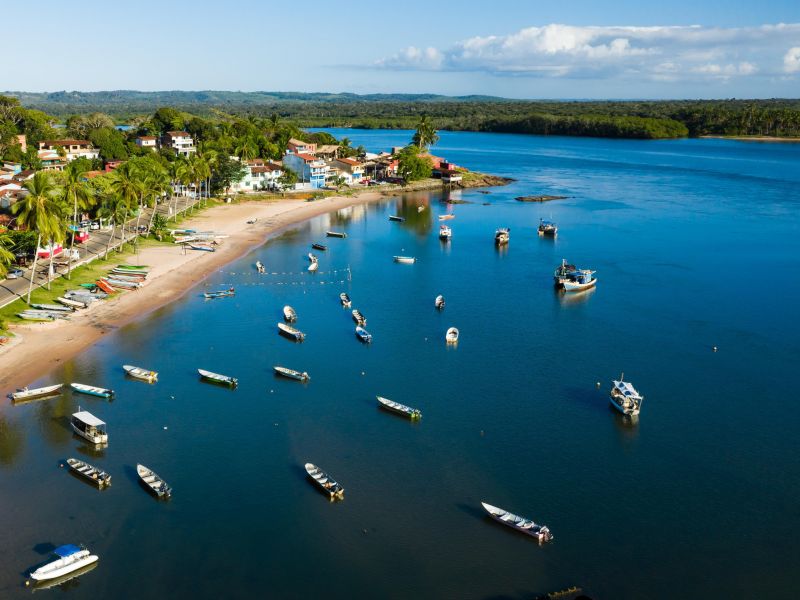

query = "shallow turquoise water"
[[1, 131, 799, 599]]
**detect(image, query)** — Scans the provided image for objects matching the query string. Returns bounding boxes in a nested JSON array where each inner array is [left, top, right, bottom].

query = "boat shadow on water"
[[73, 440, 108, 458], [554, 287, 596, 307]]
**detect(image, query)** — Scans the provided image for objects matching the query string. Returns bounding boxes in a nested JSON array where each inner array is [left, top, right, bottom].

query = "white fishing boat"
[[377, 395, 421, 420], [31, 303, 73, 313], [355, 326, 372, 343], [56, 297, 87, 309], [278, 322, 306, 341], [325, 231, 347, 238], [70, 382, 114, 398], [554, 259, 597, 292], [273, 366, 310, 381], [439, 225, 452, 240], [446, 327, 459, 344], [435, 295, 445, 310], [495, 227, 510, 245], [17, 312, 55, 322], [304, 463, 344, 499], [71, 411, 108, 444], [189, 244, 215, 252], [66, 457, 112, 487], [256, 260, 266, 274], [198, 368, 238, 387], [307, 252, 318, 263], [538, 218, 558, 236], [283, 305, 297, 322], [393, 256, 416, 264], [352, 309, 366, 326], [339, 292, 352, 308], [8, 384, 63, 402], [610, 375, 644, 417], [308, 260, 319, 272], [123, 364, 158, 383], [481, 502, 554, 543], [29, 545, 99, 582], [137, 463, 172, 498]]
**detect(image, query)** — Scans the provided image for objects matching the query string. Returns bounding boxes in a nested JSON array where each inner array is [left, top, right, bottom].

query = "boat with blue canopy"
[[29, 544, 99, 581]]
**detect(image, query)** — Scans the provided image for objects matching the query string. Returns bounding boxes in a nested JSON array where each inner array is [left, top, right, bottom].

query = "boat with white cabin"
[[29, 544, 99, 582], [610, 375, 644, 416], [71, 410, 108, 444], [355, 326, 372, 343], [439, 225, 452, 240], [495, 228, 510, 245], [446, 327, 459, 344], [538, 218, 558, 236]]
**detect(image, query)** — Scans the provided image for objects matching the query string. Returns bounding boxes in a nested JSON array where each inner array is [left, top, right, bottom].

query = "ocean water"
[[1, 131, 799, 599]]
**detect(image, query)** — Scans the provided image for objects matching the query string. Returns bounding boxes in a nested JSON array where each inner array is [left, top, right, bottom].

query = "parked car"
[[90, 221, 100, 230], [6, 268, 24, 279]]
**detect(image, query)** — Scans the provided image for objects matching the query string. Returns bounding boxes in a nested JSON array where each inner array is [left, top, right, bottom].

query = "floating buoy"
[[25, 580, 30, 587], [270, 389, 274, 393], [60, 463, 64, 468], [713, 346, 718, 352], [163, 426, 168, 430], [596, 381, 601, 388], [361, 371, 365, 376]]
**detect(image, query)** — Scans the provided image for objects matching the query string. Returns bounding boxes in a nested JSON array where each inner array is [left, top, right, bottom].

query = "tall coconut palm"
[[61, 161, 94, 280], [109, 162, 142, 249], [176, 159, 194, 216], [145, 164, 171, 233], [412, 115, 440, 150], [191, 155, 211, 207], [0, 233, 15, 278], [12, 172, 65, 303], [234, 139, 257, 162], [202, 149, 219, 204], [96, 193, 127, 260]]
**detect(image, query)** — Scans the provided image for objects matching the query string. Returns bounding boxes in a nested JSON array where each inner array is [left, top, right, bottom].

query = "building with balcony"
[[37, 139, 99, 162], [330, 157, 366, 184], [136, 136, 158, 150], [161, 131, 196, 157], [231, 160, 284, 192], [286, 138, 317, 155], [283, 152, 328, 189]]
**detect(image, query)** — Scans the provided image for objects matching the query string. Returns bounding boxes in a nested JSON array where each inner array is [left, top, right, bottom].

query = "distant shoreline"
[[700, 135, 800, 143]]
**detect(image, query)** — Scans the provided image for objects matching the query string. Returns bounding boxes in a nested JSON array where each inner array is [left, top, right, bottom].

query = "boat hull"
[[559, 278, 597, 292], [30, 554, 99, 581]]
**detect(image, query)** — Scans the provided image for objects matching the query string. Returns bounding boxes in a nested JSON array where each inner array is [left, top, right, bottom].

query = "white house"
[[330, 157, 366, 184], [161, 131, 196, 157], [283, 152, 328, 189], [232, 160, 284, 192], [136, 136, 158, 150], [37, 139, 99, 162]]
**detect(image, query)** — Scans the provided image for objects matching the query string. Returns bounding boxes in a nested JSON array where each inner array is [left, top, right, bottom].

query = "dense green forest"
[[3, 91, 800, 139]]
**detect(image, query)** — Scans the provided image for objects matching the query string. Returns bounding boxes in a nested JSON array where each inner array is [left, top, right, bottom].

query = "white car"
[[7, 268, 24, 279]]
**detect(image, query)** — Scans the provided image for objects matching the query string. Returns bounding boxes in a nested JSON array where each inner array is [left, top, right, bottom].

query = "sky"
[[4, 0, 800, 99]]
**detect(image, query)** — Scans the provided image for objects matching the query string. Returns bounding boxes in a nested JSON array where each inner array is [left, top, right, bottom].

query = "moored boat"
[[311, 243, 328, 251], [538, 218, 558, 236], [446, 327, 459, 344], [439, 225, 452, 240], [554, 259, 596, 292], [198, 368, 238, 387], [115, 264, 148, 271], [137, 463, 172, 498], [355, 325, 372, 343], [438, 214, 455, 221], [389, 215, 405, 222], [339, 292, 352, 308], [17, 312, 55, 321], [203, 287, 235, 299], [308, 260, 319, 272], [70, 382, 114, 398], [326, 231, 347, 238], [283, 305, 297, 322], [256, 260, 266, 274], [495, 227, 510, 245], [29, 545, 99, 582], [56, 297, 87, 309], [393, 256, 416, 264], [123, 364, 158, 383], [70, 410, 108, 444], [610, 375, 644, 417], [481, 502, 554, 543], [377, 395, 421, 420], [273, 366, 310, 381], [352, 309, 366, 325], [95, 279, 116, 294], [278, 322, 306, 341], [66, 457, 111, 487], [9, 384, 63, 402], [189, 243, 215, 252], [308, 252, 318, 262], [435, 295, 445, 310], [304, 463, 344, 499]]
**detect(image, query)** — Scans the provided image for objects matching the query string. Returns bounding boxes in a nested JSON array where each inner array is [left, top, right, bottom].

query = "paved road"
[[0, 196, 201, 310]]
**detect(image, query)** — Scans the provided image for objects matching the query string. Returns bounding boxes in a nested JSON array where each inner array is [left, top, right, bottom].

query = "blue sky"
[[5, 0, 800, 98]]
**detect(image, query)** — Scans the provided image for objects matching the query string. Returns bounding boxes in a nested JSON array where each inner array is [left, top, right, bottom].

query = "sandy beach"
[[0, 192, 386, 393]]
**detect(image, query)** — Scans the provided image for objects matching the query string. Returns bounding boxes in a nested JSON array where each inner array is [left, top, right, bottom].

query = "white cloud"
[[375, 23, 800, 82]]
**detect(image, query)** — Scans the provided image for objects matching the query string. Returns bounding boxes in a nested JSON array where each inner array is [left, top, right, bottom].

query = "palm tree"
[[109, 162, 142, 250], [11, 172, 65, 303], [176, 159, 194, 217], [145, 164, 171, 234], [96, 193, 127, 260], [234, 139, 257, 162], [412, 115, 440, 150], [61, 161, 94, 280], [191, 155, 211, 207], [202, 149, 219, 204], [0, 233, 15, 278]]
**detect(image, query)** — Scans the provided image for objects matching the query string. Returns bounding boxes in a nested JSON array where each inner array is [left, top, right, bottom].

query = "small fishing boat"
[[311, 243, 328, 251], [256, 260, 266, 274], [558, 269, 596, 292], [116, 264, 148, 271], [481, 502, 554, 543], [304, 463, 344, 499], [66, 457, 111, 487], [439, 214, 455, 221], [137, 463, 172, 498], [203, 287, 235, 299], [377, 395, 421, 419], [610, 375, 644, 417], [439, 225, 452, 240], [538, 218, 558, 236], [123, 365, 158, 383], [71, 382, 114, 398], [283, 305, 298, 322], [110, 270, 147, 279], [31, 303, 73, 313], [355, 326, 372, 343], [105, 278, 141, 289], [326, 231, 347, 238], [495, 227, 510, 245], [446, 327, 459, 344], [308, 260, 319, 272], [17, 312, 55, 321], [273, 366, 310, 381], [435, 295, 445, 310], [189, 244, 215, 252], [394, 256, 416, 264], [417, 205, 425, 213], [29, 544, 99, 582], [198, 368, 238, 387], [9, 384, 63, 402], [352, 309, 366, 326], [340, 292, 352, 308], [388, 215, 405, 222], [56, 297, 87, 309], [95, 279, 116, 294], [71, 410, 108, 444], [278, 322, 306, 341], [308, 252, 318, 263]]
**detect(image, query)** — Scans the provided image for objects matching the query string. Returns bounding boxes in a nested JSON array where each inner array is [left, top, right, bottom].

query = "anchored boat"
[[355, 326, 372, 343], [8, 384, 63, 402], [66, 457, 111, 487], [446, 327, 459, 344], [439, 225, 452, 240], [305, 463, 344, 499], [278, 322, 306, 341], [71, 382, 114, 398], [203, 287, 235, 299], [610, 375, 644, 417], [283, 305, 297, 322], [435, 295, 445, 310], [377, 396, 422, 420], [71, 410, 108, 444], [326, 231, 347, 238], [439, 214, 455, 221], [29, 544, 99, 582], [554, 259, 597, 292], [352, 309, 366, 326], [311, 243, 328, 251], [273, 366, 310, 381], [198, 368, 238, 387], [389, 215, 405, 222], [495, 227, 510, 245], [137, 463, 172, 498], [481, 502, 554, 543], [340, 292, 352, 307], [393, 256, 416, 264], [538, 218, 558, 236], [123, 364, 158, 383], [256, 260, 266, 274]]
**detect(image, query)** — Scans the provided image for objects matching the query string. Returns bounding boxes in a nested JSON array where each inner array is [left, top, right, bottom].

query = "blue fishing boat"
[[355, 326, 372, 343], [70, 382, 114, 398]]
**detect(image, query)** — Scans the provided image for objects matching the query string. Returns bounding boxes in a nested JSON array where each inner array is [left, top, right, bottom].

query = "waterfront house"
[[232, 160, 284, 192], [136, 136, 158, 150], [161, 131, 196, 157], [283, 152, 328, 189], [286, 138, 317, 155], [37, 139, 99, 162], [330, 157, 366, 184]]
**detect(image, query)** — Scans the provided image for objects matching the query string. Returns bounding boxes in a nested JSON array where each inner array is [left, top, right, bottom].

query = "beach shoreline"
[[1, 191, 396, 393], [700, 135, 800, 143]]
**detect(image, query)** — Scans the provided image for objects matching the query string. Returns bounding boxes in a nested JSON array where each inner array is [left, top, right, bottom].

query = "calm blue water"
[[1, 131, 799, 599]]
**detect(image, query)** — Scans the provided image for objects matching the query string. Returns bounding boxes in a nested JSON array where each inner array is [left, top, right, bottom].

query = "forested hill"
[[4, 91, 800, 140]]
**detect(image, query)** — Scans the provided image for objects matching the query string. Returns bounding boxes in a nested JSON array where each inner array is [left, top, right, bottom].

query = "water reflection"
[[555, 287, 596, 306], [0, 415, 24, 466], [396, 198, 433, 236], [34, 395, 76, 448]]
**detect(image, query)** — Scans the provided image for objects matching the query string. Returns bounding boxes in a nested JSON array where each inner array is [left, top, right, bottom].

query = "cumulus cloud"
[[375, 23, 800, 82]]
